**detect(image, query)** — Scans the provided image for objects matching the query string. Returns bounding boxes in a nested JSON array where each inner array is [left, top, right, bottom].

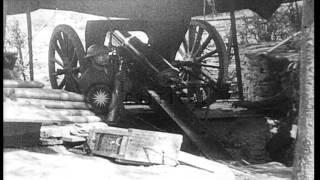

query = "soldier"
[[83, 44, 112, 72], [81, 44, 126, 125]]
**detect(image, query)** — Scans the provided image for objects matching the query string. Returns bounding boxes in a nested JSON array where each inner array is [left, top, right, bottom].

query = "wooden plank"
[[194, 109, 264, 119], [40, 126, 71, 138], [62, 136, 86, 143], [41, 122, 109, 138], [4, 88, 85, 102], [40, 138, 63, 146], [4, 122, 41, 147], [3, 80, 44, 88]]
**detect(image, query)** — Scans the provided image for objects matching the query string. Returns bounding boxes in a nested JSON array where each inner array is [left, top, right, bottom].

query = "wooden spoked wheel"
[[48, 24, 85, 93], [175, 19, 229, 106]]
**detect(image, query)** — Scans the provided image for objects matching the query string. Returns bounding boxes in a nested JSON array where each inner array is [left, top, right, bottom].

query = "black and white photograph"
[[3, 0, 314, 179]]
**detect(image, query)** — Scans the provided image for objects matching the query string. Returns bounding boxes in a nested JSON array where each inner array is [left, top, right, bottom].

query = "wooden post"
[[230, 11, 244, 100], [292, 0, 314, 179], [26, 1, 34, 81]]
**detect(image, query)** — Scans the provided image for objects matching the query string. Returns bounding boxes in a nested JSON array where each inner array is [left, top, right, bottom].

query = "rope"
[[32, 10, 57, 39], [19, 9, 57, 63], [203, 0, 206, 21]]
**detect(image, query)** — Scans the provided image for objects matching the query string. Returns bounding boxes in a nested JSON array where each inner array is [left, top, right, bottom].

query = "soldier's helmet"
[[83, 44, 109, 59]]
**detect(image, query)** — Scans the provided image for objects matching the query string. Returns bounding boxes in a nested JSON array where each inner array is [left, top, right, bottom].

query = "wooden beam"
[[292, 0, 314, 179], [230, 11, 244, 100], [26, 0, 34, 80]]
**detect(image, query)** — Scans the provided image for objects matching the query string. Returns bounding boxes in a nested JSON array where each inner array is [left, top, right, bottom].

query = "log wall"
[[240, 43, 299, 101]]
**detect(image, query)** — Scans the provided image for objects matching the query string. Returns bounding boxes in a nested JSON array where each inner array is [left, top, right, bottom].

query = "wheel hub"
[[183, 54, 193, 61], [84, 84, 112, 114]]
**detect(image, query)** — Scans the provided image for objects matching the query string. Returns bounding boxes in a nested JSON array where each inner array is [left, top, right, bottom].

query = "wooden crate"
[[4, 122, 41, 147], [88, 127, 183, 166]]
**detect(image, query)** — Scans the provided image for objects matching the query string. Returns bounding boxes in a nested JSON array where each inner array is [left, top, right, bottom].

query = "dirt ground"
[[4, 146, 234, 180]]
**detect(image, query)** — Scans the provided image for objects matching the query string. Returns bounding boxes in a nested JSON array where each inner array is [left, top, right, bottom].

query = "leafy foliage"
[[5, 20, 26, 49], [238, 2, 302, 43], [5, 20, 28, 80]]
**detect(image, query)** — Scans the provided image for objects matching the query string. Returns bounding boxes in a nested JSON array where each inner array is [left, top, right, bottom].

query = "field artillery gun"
[[5, 0, 293, 161]]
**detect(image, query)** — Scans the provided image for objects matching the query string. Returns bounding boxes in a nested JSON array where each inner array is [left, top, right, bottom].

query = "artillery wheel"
[[48, 24, 85, 93], [175, 19, 229, 106]]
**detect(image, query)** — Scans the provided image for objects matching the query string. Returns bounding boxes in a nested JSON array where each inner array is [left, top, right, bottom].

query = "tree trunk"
[[292, 0, 314, 179], [17, 46, 27, 81], [26, 1, 34, 81]]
